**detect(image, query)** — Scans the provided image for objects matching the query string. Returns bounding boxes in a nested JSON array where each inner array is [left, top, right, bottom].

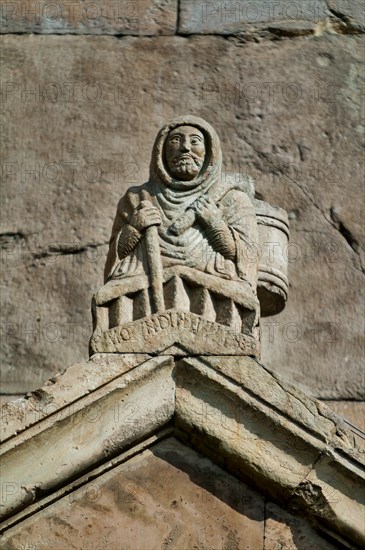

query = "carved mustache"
[[172, 154, 203, 166]]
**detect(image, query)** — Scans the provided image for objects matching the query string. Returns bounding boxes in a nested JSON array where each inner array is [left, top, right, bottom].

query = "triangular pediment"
[[1, 354, 364, 548], [1, 437, 342, 550]]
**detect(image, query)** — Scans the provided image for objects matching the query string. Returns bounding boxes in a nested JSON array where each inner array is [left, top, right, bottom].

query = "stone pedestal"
[[91, 266, 260, 356]]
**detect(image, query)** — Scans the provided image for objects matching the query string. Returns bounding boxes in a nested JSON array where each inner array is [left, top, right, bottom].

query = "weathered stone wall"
[[1, 2, 364, 415]]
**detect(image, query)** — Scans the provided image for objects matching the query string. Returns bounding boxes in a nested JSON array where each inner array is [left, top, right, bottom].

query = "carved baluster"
[[189, 287, 216, 322], [164, 276, 190, 311], [133, 288, 151, 320], [109, 295, 133, 328], [214, 297, 242, 332]]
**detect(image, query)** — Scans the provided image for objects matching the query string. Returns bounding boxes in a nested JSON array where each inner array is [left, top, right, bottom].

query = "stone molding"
[[1, 353, 364, 547]]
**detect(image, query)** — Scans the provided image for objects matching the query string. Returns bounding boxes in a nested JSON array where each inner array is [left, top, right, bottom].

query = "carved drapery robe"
[[104, 116, 259, 295]]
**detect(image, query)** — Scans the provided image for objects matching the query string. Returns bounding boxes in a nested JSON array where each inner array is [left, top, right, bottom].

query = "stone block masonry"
[[1, 2, 364, 415]]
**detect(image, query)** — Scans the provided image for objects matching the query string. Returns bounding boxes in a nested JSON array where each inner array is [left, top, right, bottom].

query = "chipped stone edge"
[[0, 353, 151, 444], [175, 356, 365, 548], [1, 353, 363, 547], [0, 426, 173, 535], [0, 355, 175, 522]]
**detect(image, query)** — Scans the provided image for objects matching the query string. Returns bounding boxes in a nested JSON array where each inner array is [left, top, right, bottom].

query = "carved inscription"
[[91, 311, 258, 356]]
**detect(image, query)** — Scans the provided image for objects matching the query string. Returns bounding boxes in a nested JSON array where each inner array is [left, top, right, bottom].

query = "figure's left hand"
[[193, 196, 222, 227]]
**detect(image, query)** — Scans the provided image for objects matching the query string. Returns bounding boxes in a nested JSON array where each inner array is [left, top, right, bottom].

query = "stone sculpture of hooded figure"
[[104, 115, 259, 300]]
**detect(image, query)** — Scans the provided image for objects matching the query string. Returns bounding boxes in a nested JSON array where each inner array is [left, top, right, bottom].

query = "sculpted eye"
[[170, 136, 180, 143], [191, 137, 202, 145]]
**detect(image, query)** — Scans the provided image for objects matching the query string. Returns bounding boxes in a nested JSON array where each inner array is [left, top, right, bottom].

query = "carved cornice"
[[1, 354, 363, 547]]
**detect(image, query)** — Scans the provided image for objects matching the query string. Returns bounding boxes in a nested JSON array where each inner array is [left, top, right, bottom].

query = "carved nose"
[[181, 142, 190, 152]]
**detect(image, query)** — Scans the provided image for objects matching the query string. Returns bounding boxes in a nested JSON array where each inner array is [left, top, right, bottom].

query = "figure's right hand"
[[130, 200, 161, 232]]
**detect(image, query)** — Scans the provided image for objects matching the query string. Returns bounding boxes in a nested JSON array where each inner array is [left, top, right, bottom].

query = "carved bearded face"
[[164, 125, 206, 181]]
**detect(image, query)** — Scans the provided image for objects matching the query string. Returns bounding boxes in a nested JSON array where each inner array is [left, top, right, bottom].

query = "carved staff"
[[141, 190, 165, 313]]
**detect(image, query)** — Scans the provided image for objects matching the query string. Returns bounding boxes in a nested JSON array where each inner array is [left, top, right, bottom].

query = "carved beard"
[[169, 155, 204, 181]]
